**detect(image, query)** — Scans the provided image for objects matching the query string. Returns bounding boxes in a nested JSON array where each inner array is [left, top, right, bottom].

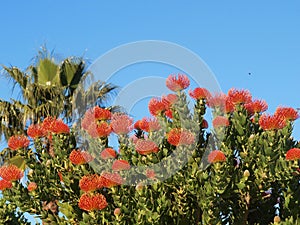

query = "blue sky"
[[0, 1, 299, 130], [0, 1, 299, 223]]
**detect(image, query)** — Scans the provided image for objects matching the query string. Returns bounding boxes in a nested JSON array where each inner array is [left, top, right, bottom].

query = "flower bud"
[[273, 215, 280, 223], [114, 208, 121, 216], [243, 170, 250, 177]]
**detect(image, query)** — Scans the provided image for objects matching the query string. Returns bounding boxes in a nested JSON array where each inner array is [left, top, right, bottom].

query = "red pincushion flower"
[[27, 182, 37, 192], [134, 118, 150, 131], [166, 74, 190, 92], [245, 100, 268, 115], [100, 148, 117, 160], [146, 169, 156, 179], [228, 88, 252, 105], [207, 93, 227, 109], [162, 94, 178, 108], [0, 179, 13, 191], [93, 106, 111, 120], [165, 109, 173, 119], [110, 114, 133, 135], [98, 172, 124, 188], [112, 159, 131, 171], [135, 117, 161, 132], [8, 135, 30, 151], [78, 193, 108, 211], [286, 148, 300, 161], [69, 150, 94, 165], [148, 98, 167, 116], [42, 117, 69, 134], [27, 124, 46, 139], [167, 128, 195, 146], [86, 121, 112, 138], [0, 165, 24, 181], [135, 139, 159, 155], [275, 107, 299, 121], [259, 114, 286, 130], [208, 150, 226, 163], [212, 116, 230, 128], [79, 174, 99, 192], [189, 87, 211, 100]]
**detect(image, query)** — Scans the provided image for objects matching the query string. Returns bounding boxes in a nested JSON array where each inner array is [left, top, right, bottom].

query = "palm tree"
[[0, 48, 117, 140]]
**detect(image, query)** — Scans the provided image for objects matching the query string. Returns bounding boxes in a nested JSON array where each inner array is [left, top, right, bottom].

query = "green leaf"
[[37, 58, 59, 85], [8, 155, 26, 170]]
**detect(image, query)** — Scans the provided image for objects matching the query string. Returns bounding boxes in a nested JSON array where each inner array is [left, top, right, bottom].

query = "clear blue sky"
[[0, 1, 299, 130], [0, 1, 299, 223]]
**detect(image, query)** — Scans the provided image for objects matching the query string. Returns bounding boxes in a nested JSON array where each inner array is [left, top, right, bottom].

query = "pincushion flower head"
[[286, 148, 300, 161], [259, 113, 286, 130], [245, 100, 268, 115], [98, 172, 124, 188], [42, 117, 70, 134], [79, 174, 100, 192], [78, 193, 108, 211], [275, 107, 299, 121], [135, 139, 159, 155], [69, 149, 94, 165], [0, 164, 24, 181], [167, 128, 195, 146], [166, 74, 190, 92], [112, 159, 131, 171], [162, 94, 178, 108], [27, 124, 46, 139], [148, 98, 167, 116], [207, 93, 234, 113], [189, 87, 211, 100], [110, 113, 133, 135], [212, 116, 230, 128], [86, 121, 112, 138], [81, 106, 111, 130], [208, 150, 226, 163], [0, 179, 13, 191], [27, 182, 37, 192], [227, 88, 252, 105], [100, 148, 117, 160], [8, 135, 30, 150]]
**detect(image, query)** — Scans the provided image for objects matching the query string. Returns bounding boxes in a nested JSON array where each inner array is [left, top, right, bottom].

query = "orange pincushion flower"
[[167, 128, 195, 146], [162, 94, 178, 108], [98, 172, 124, 188], [135, 139, 159, 155], [208, 150, 226, 163], [286, 148, 300, 161], [245, 100, 268, 115], [86, 121, 112, 138], [112, 159, 131, 171], [78, 193, 108, 211], [79, 174, 99, 192], [148, 98, 167, 116], [0, 164, 24, 181], [8, 135, 30, 150], [0, 179, 13, 191], [166, 74, 190, 92], [134, 118, 150, 131], [146, 169, 156, 179], [165, 109, 173, 119], [259, 114, 286, 130], [110, 114, 133, 135], [212, 116, 230, 128], [93, 106, 111, 120], [275, 107, 299, 121], [207, 93, 227, 110], [100, 148, 117, 160], [42, 117, 70, 134], [27, 124, 45, 139], [69, 150, 94, 165], [189, 87, 211, 100], [228, 88, 252, 105], [27, 182, 37, 192]]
